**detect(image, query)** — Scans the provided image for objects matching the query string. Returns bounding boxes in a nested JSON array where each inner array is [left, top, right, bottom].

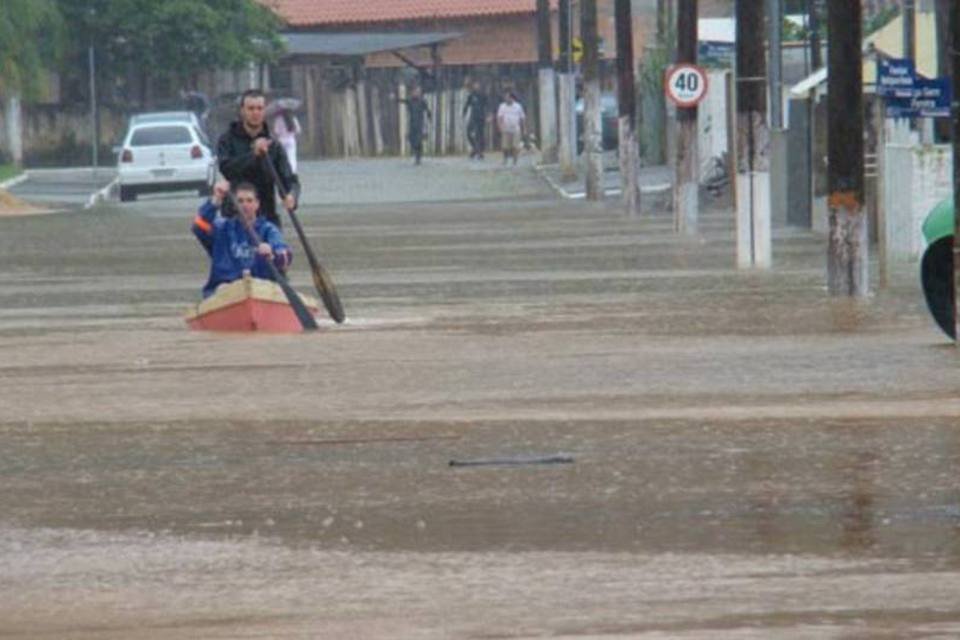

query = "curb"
[[0, 172, 28, 191], [535, 164, 672, 200], [85, 177, 119, 209]]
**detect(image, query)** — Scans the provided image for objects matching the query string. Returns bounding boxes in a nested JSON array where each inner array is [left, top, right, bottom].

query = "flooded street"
[[1, 162, 960, 638]]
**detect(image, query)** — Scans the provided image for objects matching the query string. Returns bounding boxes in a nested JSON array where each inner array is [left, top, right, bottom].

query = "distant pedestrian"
[[216, 89, 299, 226], [399, 86, 432, 166], [271, 108, 302, 175], [463, 81, 489, 160], [497, 91, 526, 166]]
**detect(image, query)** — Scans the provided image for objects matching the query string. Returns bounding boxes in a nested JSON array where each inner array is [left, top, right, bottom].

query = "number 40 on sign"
[[665, 64, 708, 108]]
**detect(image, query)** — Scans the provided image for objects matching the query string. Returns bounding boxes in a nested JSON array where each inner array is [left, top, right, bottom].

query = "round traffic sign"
[[664, 64, 708, 108]]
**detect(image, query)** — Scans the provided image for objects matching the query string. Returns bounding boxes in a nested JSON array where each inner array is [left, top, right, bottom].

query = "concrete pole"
[[735, 0, 771, 268], [5, 96, 23, 168], [582, 0, 604, 201], [673, 0, 698, 233], [768, 0, 788, 229], [615, 0, 641, 215], [557, 0, 577, 180], [537, 0, 558, 164], [827, 0, 868, 296]]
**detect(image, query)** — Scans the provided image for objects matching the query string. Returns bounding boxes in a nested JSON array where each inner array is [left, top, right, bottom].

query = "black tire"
[[119, 185, 137, 202], [920, 236, 955, 339], [312, 265, 346, 324]]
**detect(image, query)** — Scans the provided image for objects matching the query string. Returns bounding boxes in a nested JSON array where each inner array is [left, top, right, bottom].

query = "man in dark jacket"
[[463, 81, 488, 160], [217, 89, 299, 226], [399, 85, 431, 165]]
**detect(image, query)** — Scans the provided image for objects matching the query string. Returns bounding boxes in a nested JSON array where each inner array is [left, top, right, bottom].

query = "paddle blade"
[[920, 237, 956, 340], [312, 263, 346, 324], [272, 271, 318, 331]]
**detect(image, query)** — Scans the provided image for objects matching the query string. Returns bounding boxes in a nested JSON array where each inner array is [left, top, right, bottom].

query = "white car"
[[117, 120, 215, 202]]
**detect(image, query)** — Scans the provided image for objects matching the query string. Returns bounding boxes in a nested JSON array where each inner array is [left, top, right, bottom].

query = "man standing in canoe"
[[217, 89, 299, 226], [192, 180, 293, 298]]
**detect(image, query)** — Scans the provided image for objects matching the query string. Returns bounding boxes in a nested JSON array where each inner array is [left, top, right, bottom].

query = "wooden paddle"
[[227, 190, 318, 332], [262, 149, 346, 324]]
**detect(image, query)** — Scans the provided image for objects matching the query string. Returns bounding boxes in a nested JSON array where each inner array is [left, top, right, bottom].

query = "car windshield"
[[130, 126, 193, 146]]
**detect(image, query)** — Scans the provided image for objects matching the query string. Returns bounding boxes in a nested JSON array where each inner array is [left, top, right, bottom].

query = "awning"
[[282, 32, 462, 58]]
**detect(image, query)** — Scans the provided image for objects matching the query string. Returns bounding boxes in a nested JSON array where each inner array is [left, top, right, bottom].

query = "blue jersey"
[[192, 200, 292, 298]]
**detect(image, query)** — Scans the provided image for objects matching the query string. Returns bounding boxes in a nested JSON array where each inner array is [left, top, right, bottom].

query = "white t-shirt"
[[497, 102, 525, 134]]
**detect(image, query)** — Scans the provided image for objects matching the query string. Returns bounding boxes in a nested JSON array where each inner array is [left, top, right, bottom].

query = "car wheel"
[[119, 185, 138, 202]]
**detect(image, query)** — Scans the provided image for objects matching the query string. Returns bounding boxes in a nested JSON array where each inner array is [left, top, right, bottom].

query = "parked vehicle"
[[117, 119, 215, 202], [575, 93, 619, 154]]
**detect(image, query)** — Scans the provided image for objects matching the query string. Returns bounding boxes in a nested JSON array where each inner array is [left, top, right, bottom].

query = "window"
[[130, 126, 194, 146]]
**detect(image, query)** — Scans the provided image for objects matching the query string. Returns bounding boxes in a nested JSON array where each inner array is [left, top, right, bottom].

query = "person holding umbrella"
[[216, 89, 299, 226], [268, 97, 302, 174]]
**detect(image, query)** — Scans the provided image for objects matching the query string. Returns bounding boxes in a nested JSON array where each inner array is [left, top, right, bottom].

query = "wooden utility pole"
[[735, 0, 771, 268], [582, 0, 603, 201], [557, 0, 577, 180], [674, 0, 698, 233], [826, 0, 867, 296], [537, 0, 558, 164], [616, 0, 641, 215], [949, 0, 960, 341]]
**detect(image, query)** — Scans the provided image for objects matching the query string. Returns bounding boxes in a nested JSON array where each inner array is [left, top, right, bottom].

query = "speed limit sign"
[[665, 64, 708, 108]]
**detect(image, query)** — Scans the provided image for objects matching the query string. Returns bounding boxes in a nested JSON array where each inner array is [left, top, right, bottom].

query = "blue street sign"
[[911, 77, 951, 118], [877, 58, 916, 98], [698, 41, 734, 69]]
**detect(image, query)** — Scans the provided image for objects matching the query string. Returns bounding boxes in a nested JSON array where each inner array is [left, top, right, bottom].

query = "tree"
[[0, 0, 63, 98], [55, 0, 283, 103]]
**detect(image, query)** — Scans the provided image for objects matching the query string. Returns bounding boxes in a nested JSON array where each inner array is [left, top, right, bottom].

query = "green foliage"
[[56, 0, 283, 86], [0, 0, 64, 97], [864, 5, 899, 36]]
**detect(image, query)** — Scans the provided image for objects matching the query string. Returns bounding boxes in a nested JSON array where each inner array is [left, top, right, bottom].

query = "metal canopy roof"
[[282, 32, 461, 58]]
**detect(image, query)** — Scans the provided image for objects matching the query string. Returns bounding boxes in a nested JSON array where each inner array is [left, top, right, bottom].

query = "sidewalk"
[[295, 154, 553, 206], [536, 153, 673, 201], [7, 167, 117, 209]]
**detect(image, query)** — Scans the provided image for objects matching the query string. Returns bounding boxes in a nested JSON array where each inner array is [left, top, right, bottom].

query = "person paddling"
[[192, 180, 293, 298], [217, 89, 299, 226]]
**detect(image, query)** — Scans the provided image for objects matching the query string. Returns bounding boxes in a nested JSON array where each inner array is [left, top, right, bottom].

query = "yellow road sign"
[[572, 37, 584, 63]]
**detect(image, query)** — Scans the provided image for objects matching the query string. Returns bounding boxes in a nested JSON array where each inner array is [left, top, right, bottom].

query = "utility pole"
[[615, 0, 640, 215], [89, 44, 99, 174], [674, 0, 698, 233], [949, 0, 960, 341], [826, 0, 867, 296], [768, 0, 786, 227], [537, 0, 558, 164], [903, 0, 916, 65], [557, 0, 577, 180], [735, 0, 771, 268], [582, 0, 603, 201], [808, 0, 822, 71]]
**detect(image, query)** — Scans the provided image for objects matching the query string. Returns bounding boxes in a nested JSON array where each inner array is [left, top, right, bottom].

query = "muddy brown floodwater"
[[1, 190, 959, 639]]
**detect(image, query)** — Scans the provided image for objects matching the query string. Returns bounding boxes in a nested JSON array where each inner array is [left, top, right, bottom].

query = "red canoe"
[[185, 272, 320, 333]]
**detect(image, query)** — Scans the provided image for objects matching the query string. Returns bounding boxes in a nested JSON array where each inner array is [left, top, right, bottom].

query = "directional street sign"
[[664, 64, 708, 108]]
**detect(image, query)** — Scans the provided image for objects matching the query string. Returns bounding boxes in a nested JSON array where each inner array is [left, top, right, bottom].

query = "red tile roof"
[[261, 0, 553, 27]]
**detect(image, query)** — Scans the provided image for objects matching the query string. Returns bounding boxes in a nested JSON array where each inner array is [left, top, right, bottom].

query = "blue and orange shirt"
[[192, 200, 293, 298]]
